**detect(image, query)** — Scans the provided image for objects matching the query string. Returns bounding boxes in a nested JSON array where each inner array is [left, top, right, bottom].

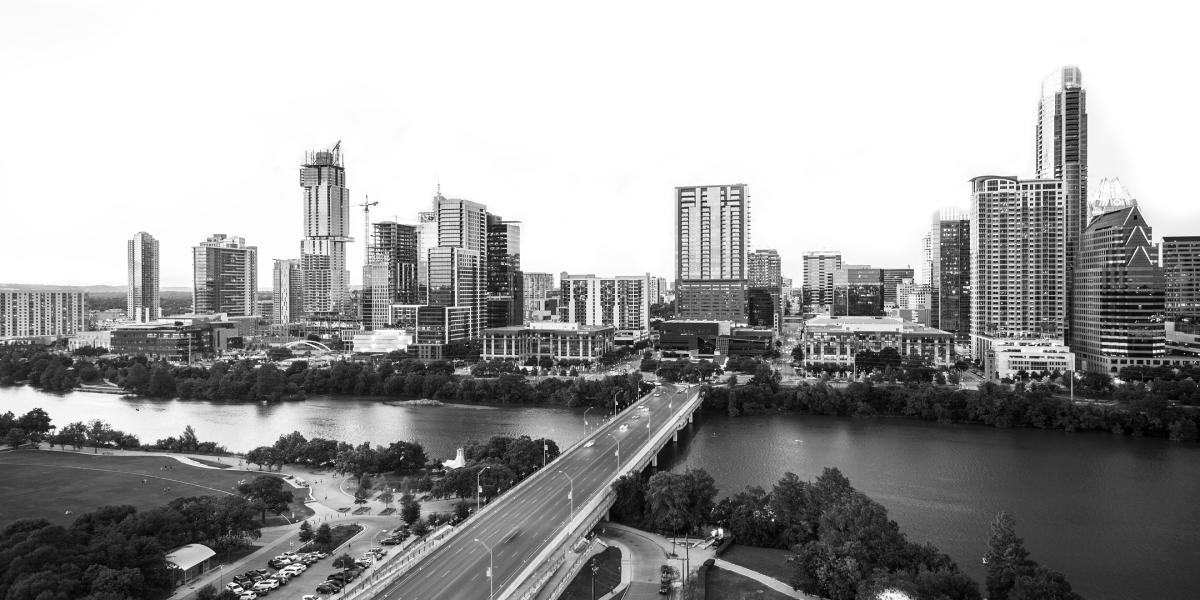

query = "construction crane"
[[358, 196, 379, 264]]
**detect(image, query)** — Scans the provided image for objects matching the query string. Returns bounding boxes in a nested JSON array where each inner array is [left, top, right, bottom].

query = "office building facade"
[[127, 231, 160, 322], [562, 274, 652, 333], [832, 266, 884, 317], [1163, 236, 1200, 319], [486, 214, 523, 328], [272, 259, 303, 325], [970, 176, 1066, 359], [523, 272, 555, 322], [929, 207, 971, 340], [370, 221, 420, 304], [748, 249, 782, 288], [881, 268, 915, 307], [300, 144, 352, 317], [802, 251, 843, 308], [1071, 206, 1165, 374], [676, 184, 749, 320], [800, 316, 954, 369], [193, 234, 257, 317], [0, 290, 87, 338]]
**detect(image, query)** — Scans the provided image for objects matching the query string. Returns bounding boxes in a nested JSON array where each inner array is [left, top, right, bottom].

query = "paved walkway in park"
[[712, 558, 819, 599]]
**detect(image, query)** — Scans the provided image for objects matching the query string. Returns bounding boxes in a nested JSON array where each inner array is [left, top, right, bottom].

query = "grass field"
[[560, 546, 622, 600], [704, 566, 795, 600], [720, 544, 795, 584], [0, 449, 310, 528]]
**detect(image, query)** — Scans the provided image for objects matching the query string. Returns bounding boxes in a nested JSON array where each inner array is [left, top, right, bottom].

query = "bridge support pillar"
[[688, 413, 694, 425], [651, 455, 658, 468], [673, 431, 678, 443]]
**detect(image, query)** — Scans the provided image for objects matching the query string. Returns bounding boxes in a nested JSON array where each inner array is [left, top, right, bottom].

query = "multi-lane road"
[[373, 383, 697, 600]]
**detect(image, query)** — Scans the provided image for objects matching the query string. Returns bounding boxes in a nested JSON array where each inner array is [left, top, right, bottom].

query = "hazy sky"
[[2, 1, 1198, 289]]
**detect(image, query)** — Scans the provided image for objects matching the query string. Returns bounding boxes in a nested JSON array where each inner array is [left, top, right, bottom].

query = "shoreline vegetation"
[[3, 344, 1199, 444], [611, 466, 1082, 600]]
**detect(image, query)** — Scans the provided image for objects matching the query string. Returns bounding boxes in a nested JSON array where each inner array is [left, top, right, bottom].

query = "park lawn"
[[704, 565, 796, 600], [720, 544, 796, 584], [560, 546, 622, 600], [0, 449, 307, 528]]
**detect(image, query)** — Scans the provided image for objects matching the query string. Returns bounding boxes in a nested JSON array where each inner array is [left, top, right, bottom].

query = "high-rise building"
[[370, 222, 419, 304], [272, 259, 303, 325], [748, 249, 782, 288], [126, 231, 160, 322], [300, 143, 352, 317], [562, 274, 652, 333], [0, 290, 86, 337], [802, 251, 843, 308], [746, 286, 782, 330], [929, 207, 971, 340], [193, 234, 257, 317], [523, 272, 556, 322], [970, 176, 1066, 359], [361, 263, 391, 331], [415, 210, 437, 304], [676, 184, 750, 321], [1035, 66, 1087, 345], [486, 214, 523, 328], [881, 268, 915, 307], [831, 266, 884, 317], [1163, 236, 1200, 319], [1072, 205, 1164, 373], [429, 193, 488, 338]]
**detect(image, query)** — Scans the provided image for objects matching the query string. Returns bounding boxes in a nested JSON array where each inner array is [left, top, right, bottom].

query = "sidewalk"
[[713, 559, 819, 600]]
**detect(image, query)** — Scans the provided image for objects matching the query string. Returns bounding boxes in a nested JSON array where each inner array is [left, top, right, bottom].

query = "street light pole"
[[474, 538, 495, 600], [584, 406, 594, 430], [590, 559, 599, 600], [557, 470, 575, 516], [476, 466, 491, 513]]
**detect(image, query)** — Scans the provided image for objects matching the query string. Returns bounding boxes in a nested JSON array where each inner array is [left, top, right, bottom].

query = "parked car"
[[252, 579, 278, 594], [237, 592, 258, 600], [380, 537, 402, 545], [224, 583, 244, 595], [315, 582, 338, 594]]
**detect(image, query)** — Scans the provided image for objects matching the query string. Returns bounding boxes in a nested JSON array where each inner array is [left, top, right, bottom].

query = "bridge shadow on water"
[[643, 408, 707, 476]]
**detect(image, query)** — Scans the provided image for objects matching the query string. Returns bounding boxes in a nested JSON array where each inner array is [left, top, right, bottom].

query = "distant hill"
[[0, 284, 192, 293]]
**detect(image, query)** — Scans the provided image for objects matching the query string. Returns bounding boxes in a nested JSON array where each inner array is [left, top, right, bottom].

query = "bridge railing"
[[499, 389, 703, 600]]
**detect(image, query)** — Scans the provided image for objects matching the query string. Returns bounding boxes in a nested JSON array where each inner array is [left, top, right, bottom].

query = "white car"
[[224, 584, 244, 595], [238, 593, 257, 600], [584, 439, 595, 448], [619, 424, 629, 431], [252, 580, 277, 593]]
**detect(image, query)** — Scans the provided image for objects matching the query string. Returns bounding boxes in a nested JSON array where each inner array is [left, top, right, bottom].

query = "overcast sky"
[[2, 1, 1197, 289]]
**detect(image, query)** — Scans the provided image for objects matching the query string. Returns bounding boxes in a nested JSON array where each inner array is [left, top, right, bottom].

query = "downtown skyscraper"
[[272, 258, 303, 325], [1036, 66, 1088, 344], [193, 234, 257, 317], [802, 250, 842, 309], [929, 207, 971, 341], [969, 176, 1065, 358], [675, 184, 750, 321], [127, 231, 160, 322], [299, 143, 352, 317]]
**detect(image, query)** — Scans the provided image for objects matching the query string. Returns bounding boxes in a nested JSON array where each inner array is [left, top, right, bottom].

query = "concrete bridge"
[[342, 382, 706, 600]]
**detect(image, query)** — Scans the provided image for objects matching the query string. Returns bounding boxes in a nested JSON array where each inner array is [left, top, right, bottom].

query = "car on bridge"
[[584, 439, 595, 447], [619, 424, 629, 431]]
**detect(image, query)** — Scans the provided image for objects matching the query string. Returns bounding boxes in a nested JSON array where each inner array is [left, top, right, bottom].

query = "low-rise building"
[[983, 339, 1076, 381], [801, 315, 954, 368], [166, 544, 215, 587], [110, 321, 234, 361], [481, 322, 615, 362], [69, 330, 112, 351], [350, 329, 413, 354]]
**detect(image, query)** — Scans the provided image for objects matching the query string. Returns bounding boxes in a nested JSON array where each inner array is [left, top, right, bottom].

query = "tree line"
[[243, 430, 429, 478], [702, 376, 1200, 442], [0, 496, 262, 600]]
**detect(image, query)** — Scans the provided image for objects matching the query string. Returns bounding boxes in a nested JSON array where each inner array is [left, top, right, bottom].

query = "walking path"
[[713, 559, 819, 599]]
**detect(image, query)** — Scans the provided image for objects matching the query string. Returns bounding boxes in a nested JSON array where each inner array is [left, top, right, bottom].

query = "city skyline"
[[4, 3, 1200, 289]]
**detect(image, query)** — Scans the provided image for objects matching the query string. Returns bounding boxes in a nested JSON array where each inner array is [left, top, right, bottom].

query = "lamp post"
[[476, 466, 491, 513], [474, 538, 494, 600], [606, 433, 620, 473], [590, 559, 599, 600], [583, 406, 594, 430], [557, 470, 575, 516]]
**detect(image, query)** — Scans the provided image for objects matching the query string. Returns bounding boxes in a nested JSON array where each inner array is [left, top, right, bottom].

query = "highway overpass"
[[344, 382, 705, 600]]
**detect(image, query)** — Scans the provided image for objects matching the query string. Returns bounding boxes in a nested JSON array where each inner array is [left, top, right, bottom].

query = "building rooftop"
[[166, 544, 215, 571], [805, 315, 951, 336]]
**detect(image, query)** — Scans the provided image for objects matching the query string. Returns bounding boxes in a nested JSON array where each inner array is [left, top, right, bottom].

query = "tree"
[[984, 511, 1030, 600], [237, 475, 294, 522], [333, 553, 355, 568], [400, 492, 422, 525], [314, 523, 333, 546], [378, 491, 394, 508], [298, 520, 313, 543], [645, 469, 717, 534]]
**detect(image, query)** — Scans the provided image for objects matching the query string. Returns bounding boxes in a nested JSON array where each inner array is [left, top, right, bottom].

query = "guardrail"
[[500, 389, 703, 600], [337, 523, 454, 600]]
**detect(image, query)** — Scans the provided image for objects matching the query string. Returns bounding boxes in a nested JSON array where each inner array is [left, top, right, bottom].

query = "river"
[[2, 385, 1197, 599]]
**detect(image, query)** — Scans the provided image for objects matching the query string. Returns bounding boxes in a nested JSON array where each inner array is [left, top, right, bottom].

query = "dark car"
[[380, 537, 401, 546], [315, 582, 338, 594]]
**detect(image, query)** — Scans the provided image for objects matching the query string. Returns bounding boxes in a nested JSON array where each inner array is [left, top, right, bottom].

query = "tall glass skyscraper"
[[929, 207, 971, 341], [127, 231, 160, 322], [272, 258, 303, 325], [1071, 205, 1164, 373], [300, 143, 352, 317], [1036, 66, 1087, 344]]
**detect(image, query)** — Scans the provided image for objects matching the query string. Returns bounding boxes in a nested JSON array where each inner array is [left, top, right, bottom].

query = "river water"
[[2, 385, 1197, 599]]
